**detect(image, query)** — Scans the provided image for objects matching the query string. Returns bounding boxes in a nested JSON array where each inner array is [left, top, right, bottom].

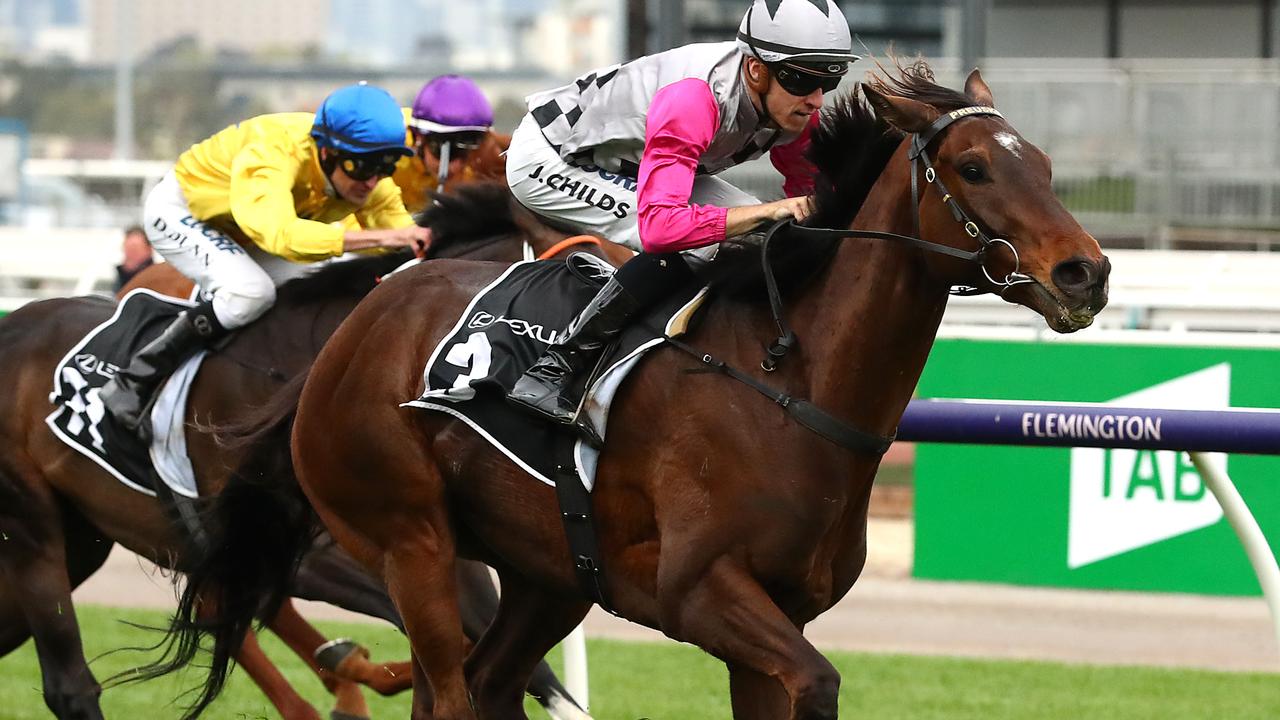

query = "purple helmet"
[[410, 75, 493, 135]]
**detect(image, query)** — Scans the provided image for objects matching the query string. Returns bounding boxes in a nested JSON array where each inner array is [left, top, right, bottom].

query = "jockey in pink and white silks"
[[507, 0, 858, 425]]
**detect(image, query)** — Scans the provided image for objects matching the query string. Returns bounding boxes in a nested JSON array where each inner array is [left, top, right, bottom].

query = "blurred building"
[[521, 0, 624, 75], [0, 0, 90, 62], [88, 0, 329, 62], [986, 0, 1276, 58], [680, 0, 944, 57], [675, 1, 1279, 61]]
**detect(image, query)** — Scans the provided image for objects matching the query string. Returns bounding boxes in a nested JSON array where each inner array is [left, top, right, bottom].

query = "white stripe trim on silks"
[[409, 118, 492, 134]]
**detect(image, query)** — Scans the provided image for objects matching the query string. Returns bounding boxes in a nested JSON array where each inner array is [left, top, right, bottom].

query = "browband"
[[907, 106, 1003, 160]]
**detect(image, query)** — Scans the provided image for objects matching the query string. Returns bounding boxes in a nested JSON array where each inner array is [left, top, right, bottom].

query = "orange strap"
[[537, 235, 602, 260]]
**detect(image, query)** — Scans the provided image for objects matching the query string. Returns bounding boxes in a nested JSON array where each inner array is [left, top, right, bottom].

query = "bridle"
[[758, 105, 1036, 371], [907, 106, 1035, 295]]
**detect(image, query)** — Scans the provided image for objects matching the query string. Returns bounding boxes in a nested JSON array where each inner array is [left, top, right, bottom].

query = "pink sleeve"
[[769, 112, 819, 198], [635, 78, 729, 254]]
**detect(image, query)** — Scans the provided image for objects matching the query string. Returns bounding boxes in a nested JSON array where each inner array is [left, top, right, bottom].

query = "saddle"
[[404, 252, 707, 489]]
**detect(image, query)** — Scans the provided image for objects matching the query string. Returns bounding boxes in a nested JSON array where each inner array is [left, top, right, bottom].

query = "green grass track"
[[1, 605, 1277, 719]]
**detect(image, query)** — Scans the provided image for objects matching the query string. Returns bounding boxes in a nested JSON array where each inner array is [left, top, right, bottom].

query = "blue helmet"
[[311, 82, 412, 157]]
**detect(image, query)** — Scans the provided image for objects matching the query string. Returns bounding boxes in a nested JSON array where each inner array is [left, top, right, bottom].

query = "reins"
[[661, 106, 1033, 457], [761, 106, 1032, 372]]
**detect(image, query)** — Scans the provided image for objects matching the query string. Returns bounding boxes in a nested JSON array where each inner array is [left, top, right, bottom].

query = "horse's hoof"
[[314, 638, 369, 675], [330, 711, 371, 720]]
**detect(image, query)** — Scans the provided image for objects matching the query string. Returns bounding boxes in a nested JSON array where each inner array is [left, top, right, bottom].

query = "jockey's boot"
[[100, 301, 225, 439], [508, 274, 641, 424], [508, 251, 695, 425]]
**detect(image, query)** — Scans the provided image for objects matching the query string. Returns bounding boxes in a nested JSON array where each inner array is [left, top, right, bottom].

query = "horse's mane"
[[274, 249, 414, 306], [269, 182, 519, 307], [418, 182, 519, 259], [709, 58, 969, 297]]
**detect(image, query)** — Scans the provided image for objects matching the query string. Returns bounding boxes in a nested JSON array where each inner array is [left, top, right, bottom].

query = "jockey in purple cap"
[[393, 74, 511, 214]]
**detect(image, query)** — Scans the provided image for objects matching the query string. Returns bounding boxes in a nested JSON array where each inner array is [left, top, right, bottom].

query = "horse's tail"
[[116, 370, 312, 720]]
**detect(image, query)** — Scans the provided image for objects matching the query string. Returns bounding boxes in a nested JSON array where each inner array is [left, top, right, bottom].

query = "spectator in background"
[[114, 224, 154, 292]]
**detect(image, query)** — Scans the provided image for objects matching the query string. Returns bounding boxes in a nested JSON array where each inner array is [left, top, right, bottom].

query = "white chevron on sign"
[[1067, 364, 1229, 569]]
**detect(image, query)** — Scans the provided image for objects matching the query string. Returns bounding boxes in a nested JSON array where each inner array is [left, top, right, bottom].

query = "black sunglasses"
[[422, 133, 486, 163], [338, 151, 401, 181], [770, 63, 844, 97]]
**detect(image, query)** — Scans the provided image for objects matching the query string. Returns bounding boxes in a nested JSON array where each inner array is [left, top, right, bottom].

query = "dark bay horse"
[[0, 184, 606, 720], [149, 65, 1109, 719]]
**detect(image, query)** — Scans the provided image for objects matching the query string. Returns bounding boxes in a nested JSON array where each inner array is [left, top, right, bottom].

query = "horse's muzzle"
[[1051, 254, 1110, 316]]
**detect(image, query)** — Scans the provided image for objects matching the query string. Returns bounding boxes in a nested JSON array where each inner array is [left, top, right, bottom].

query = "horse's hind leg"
[[382, 513, 476, 719], [0, 460, 107, 719], [302, 451, 475, 719], [0, 503, 114, 659], [664, 557, 838, 720], [465, 571, 592, 720], [0, 584, 32, 657], [454, 559, 587, 718]]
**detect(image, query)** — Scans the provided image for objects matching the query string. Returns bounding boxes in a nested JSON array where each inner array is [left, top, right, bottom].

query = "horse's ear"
[[964, 69, 995, 108], [861, 83, 940, 133]]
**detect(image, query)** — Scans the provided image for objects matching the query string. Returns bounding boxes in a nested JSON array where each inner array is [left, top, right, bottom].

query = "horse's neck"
[[788, 152, 951, 439], [226, 296, 361, 373]]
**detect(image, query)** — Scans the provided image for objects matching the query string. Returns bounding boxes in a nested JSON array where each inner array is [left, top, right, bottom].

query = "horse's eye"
[[960, 164, 986, 183]]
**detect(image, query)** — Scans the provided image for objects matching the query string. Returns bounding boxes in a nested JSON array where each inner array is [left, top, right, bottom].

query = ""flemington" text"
[[1020, 412, 1163, 442]]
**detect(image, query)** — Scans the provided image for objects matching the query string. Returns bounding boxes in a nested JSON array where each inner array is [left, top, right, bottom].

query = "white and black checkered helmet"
[[736, 0, 858, 68]]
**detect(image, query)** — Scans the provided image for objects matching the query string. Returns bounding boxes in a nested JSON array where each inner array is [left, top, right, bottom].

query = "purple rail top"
[[897, 399, 1280, 455]]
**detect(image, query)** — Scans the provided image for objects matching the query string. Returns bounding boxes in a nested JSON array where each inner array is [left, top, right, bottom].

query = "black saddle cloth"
[[46, 290, 195, 495], [405, 253, 704, 485]]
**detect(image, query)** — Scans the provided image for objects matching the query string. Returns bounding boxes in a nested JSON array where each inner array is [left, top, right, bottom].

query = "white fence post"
[[1189, 451, 1280, 652], [564, 622, 589, 710]]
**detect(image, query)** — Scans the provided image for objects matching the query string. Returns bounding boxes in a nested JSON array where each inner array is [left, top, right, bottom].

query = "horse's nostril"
[[1051, 259, 1093, 292]]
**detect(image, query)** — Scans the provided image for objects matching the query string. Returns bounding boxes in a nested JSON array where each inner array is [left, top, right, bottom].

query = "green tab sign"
[[913, 338, 1280, 596]]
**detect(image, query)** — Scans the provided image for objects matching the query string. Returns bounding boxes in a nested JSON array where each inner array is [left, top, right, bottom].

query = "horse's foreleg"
[[465, 571, 592, 720], [234, 628, 324, 720], [264, 600, 372, 718], [0, 461, 104, 720], [664, 557, 838, 720]]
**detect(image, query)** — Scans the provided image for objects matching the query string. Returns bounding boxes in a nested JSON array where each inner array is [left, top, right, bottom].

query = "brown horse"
[[0, 185, 605, 720], [149, 65, 1110, 719]]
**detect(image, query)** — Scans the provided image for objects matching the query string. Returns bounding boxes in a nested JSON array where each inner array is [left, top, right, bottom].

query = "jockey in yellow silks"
[[101, 82, 430, 437]]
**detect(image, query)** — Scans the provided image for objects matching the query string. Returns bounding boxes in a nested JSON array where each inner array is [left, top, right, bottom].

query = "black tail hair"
[[112, 371, 313, 719]]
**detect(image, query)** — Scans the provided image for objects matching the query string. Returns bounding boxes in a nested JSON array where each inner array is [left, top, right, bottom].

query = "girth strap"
[[552, 434, 618, 614]]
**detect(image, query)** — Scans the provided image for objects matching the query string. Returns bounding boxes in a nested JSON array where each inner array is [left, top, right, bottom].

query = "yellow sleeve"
[[228, 142, 346, 262], [354, 177, 416, 230]]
